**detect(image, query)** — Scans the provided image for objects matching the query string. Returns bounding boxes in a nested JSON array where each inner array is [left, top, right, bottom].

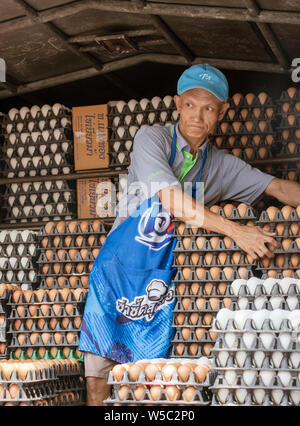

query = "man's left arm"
[[264, 178, 300, 207]]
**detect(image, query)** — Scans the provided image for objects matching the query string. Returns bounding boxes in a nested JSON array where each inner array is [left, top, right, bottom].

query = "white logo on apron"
[[116, 279, 175, 322]]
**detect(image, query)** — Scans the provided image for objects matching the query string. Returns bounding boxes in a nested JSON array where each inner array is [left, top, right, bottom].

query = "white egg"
[[260, 371, 275, 386], [247, 277, 263, 295], [272, 351, 284, 368], [270, 309, 287, 329], [20, 106, 30, 120], [260, 332, 274, 349], [17, 122, 24, 133], [172, 110, 179, 121], [279, 277, 296, 294], [9, 108, 19, 121], [270, 296, 284, 310], [6, 123, 13, 133], [235, 351, 248, 368], [263, 277, 277, 294], [31, 131, 41, 142], [271, 390, 284, 405], [148, 112, 156, 124], [242, 332, 256, 349], [237, 298, 248, 310], [128, 99, 138, 112], [50, 119, 57, 129], [9, 257, 18, 268], [243, 370, 256, 386], [289, 352, 300, 369], [217, 389, 230, 404], [160, 111, 167, 122], [253, 389, 265, 405], [253, 351, 265, 368], [124, 115, 132, 126], [224, 370, 236, 386], [54, 129, 61, 141], [279, 332, 291, 350], [151, 96, 161, 110], [235, 388, 248, 404], [116, 101, 126, 114], [254, 296, 268, 310], [139, 98, 149, 111], [52, 103, 62, 116], [30, 105, 40, 118], [6, 271, 14, 282], [234, 310, 252, 330], [278, 371, 291, 387], [217, 351, 230, 367], [216, 309, 233, 330], [125, 140, 132, 152], [10, 230, 18, 243], [117, 126, 125, 139], [224, 332, 237, 348], [129, 126, 138, 138], [6, 244, 13, 256], [286, 296, 299, 310], [118, 153, 125, 164], [136, 114, 143, 125], [231, 279, 247, 296], [29, 270, 36, 282], [9, 133, 17, 144], [252, 310, 270, 329], [288, 310, 300, 330], [41, 104, 51, 117], [17, 270, 25, 281], [163, 95, 173, 108], [42, 130, 50, 141], [290, 391, 300, 406], [20, 133, 30, 144]]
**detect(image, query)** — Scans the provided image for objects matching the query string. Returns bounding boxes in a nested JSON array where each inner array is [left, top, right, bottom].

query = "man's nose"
[[193, 108, 204, 122]]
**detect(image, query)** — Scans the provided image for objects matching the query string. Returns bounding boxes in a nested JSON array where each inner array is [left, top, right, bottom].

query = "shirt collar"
[[176, 125, 208, 154]]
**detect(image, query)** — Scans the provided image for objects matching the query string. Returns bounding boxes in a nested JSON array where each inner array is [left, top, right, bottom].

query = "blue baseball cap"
[[177, 64, 229, 102]]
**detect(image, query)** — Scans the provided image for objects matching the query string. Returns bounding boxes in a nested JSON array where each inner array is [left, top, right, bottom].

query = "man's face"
[[174, 88, 229, 142]]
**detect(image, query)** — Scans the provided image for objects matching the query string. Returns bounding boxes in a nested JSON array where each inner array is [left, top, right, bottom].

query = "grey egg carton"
[[173, 253, 254, 268], [173, 268, 253, 283], [104, 387, 212, 406], [174, 237, 245, 253], [235, 298, 300, 311], [212, 317, 300, 334], [0, 380, 58, 403], [211, 383, 299, 406], [174, 282, 234, 298], [171, 343, 214, 358], [173, 298, 238, 314], [230, 281, 300, 298], [107, 368, 214, 388], [0, 364, 57, 383], [257, 208, 300, 223], [172, 328, 216, 345]]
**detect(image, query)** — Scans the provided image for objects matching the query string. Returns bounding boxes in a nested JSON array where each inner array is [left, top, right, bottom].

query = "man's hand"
[[229, 223, 280, 261]]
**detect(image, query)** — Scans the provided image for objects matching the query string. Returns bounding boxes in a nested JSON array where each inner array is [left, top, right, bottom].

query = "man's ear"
[[173, 95, 181, 113], [218, 101, 230, 121]]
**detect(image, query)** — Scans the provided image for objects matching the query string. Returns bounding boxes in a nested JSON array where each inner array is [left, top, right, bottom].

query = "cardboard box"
[[72, 104, 109, 171], [77, 178, 116, 219]]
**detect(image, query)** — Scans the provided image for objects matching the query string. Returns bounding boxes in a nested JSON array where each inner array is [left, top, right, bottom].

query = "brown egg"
[[210, 267, 221, 280], [190, 253, 200, 265], [266, 206, 278, 221], [80, 221, 89, 233], [177, 223, 186, 235], [73, 317, 82, 329], [281, 205, 293, 220], [49, 318, 57, 330], [178, 365, 192, 382], [117, 385, 130, 401], [223, 204, 235, 218], [182, 267, 191, 280], [290, 253, 299, 268], [210, 205, 221, 215], [182, 297, 191, 310], [196, 297, 205, 311], [189, 343, 199, 356], [176, 283, 186, 296], [45, 249, 53, 261], [175, 343, 185, 356], [203, 313, 213, 325], [41, 237, 49, 248], [81, 276, 89, 287], [176, 253, 186, 266], [232, 148, 242, 158], [44, 276, 54, 289], [133, 385, 146, 401], [16, 305, 25, 317], [42, 263, 50, 274], [29, 333, 40, 345], [190, 283, 200, 295], [275, 223, 285, 236], [282, 238, 292, 252], [128, 364, 142, 382], [12, 290, 23, 304], [175, 313, 185, 325], [195, 237, 206, 250], [194, 364, 210, 383], [288, 142, 296, 154], [227, 109, 236, 120], [181, 327, 190, 341], [67, 221, 78, 233], [232, 93, 243, 106], [166, 386, 181, 402], [150, 385, 163, 401], [63, 236, 72, 248], [258, 147, 267, 159], [64, 263, 72, 274], [203, 343, 213, 356], [8, 383, 19, 399], [204, 253, 214, 265], [76, 263, 85, 274], [182, 237, 191, 250], [35, 289, 46, 303], [188, 313, 199, 326], [281, 129, 290, 140], [220, 122, 229, 134], [203, 282, 214, 295], [245, 93, 255, 105], [209, 298, 219, 310], [275, 255, 285, 268], [217, 252, 227, 265], [232, 252, 242, 265], [45, 222, 55, 234], [52, 304, 62, 316], [92, 248, 100, 259], [161, 364, 177, 382], [232, 121, 242, 133], [195, 328, 205, 341], [295, 238, 300, 250]]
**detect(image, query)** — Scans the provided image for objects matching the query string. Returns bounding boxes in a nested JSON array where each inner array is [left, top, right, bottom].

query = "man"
[[79, 64, 300, 405]]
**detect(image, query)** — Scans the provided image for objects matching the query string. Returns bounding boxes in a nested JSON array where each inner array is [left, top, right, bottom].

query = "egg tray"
[[228, 95, 276, 109], [7, 290, 87, 306], [37, 263, 93, 277], [0, 381, 59, 403], [210, 385, 299, 406], [174, 237, 250, 254], [276, 130, 300, 145], [0, 256, 37, 272], [173, 259, 254, 270], [277, 144, 300, 159], [213, 135, 276, 151], [229, 286, 300, 303], [0, 272, 37, 286], [0, 364, 57, 383], [256, 224, 300, 239], [2, 204, 76, 222], [107, 369, 214, 389], [213, 315, 300, 333], [6, 180, 76, 197], [256, 209, 300, 224], [7, 316, 82, 335], [8, 332, 80, 349], [38, 221, 108, 237], [57, 390, 86, 407], [108, 99, 176, 116], [2, 138, 73, 158], [5, 106, 71, 124], [256, 261, 299, 274], [104, 386, 212, 406], [3, 155, 74, 176], [173, 298, 237, 314], [5, 192, 76, 209], [3, 126, 73, 146], [10, 347, 84, 362], [171, 343, 214, 359], [5, 117, 72, 134], [38, 276, 88, 290], [281, 171, 300, 183], [39, 237, 104, 251], [173, 267, 254, 284], [37, 248, 97, 264], [172, 328, 216, 345], [109, 151, 131, 169], [213, 120, 276, 137]]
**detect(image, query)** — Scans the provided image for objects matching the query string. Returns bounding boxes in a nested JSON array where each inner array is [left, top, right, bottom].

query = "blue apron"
[[79, 123, 208, 363]]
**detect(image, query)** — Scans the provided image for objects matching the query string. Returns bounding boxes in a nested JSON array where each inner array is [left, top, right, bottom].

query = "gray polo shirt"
[[110, 124, 275, 233]]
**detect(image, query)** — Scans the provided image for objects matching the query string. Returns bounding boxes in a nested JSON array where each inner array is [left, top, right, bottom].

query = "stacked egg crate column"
[[255, 205, 300, 279], [0, 284, 18, 360], [275, 87, 300, 183], [0, 230, 38, 289], [6, 287, 87, 362], [37, 220, 108, 290], [1, 104, 76, 223], [210, 277, 300, 406], [211, 93, 278, 163], [108, 96, 178, 169], [104, 358, 214, 406], [171, 203, 256, 360], [0, 359, 85, 406]]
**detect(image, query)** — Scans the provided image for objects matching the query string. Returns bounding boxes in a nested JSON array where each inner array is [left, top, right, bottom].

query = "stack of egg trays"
[[255, 208, 300, 276], [0, 113, 6, 178], [104, 367, 214, 406], [108, 96, 178, 169], [171, 207, 257, 358], [0, 286, 17, 359], [276, 88, 300, 157], [210, 313, 300, 406], [0, 363, 59, 406], [0, 230, 38, 287], [1, 180, 76, 224], [55, 362, 86, 406], [2, 106, 73, 179], [36, 221, 108, 288], [6, 289, 86, 361], [211, 94, 277, 160]]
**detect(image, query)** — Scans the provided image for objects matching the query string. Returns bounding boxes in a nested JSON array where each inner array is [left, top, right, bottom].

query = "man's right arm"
[[158, 185, 279, 260]]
